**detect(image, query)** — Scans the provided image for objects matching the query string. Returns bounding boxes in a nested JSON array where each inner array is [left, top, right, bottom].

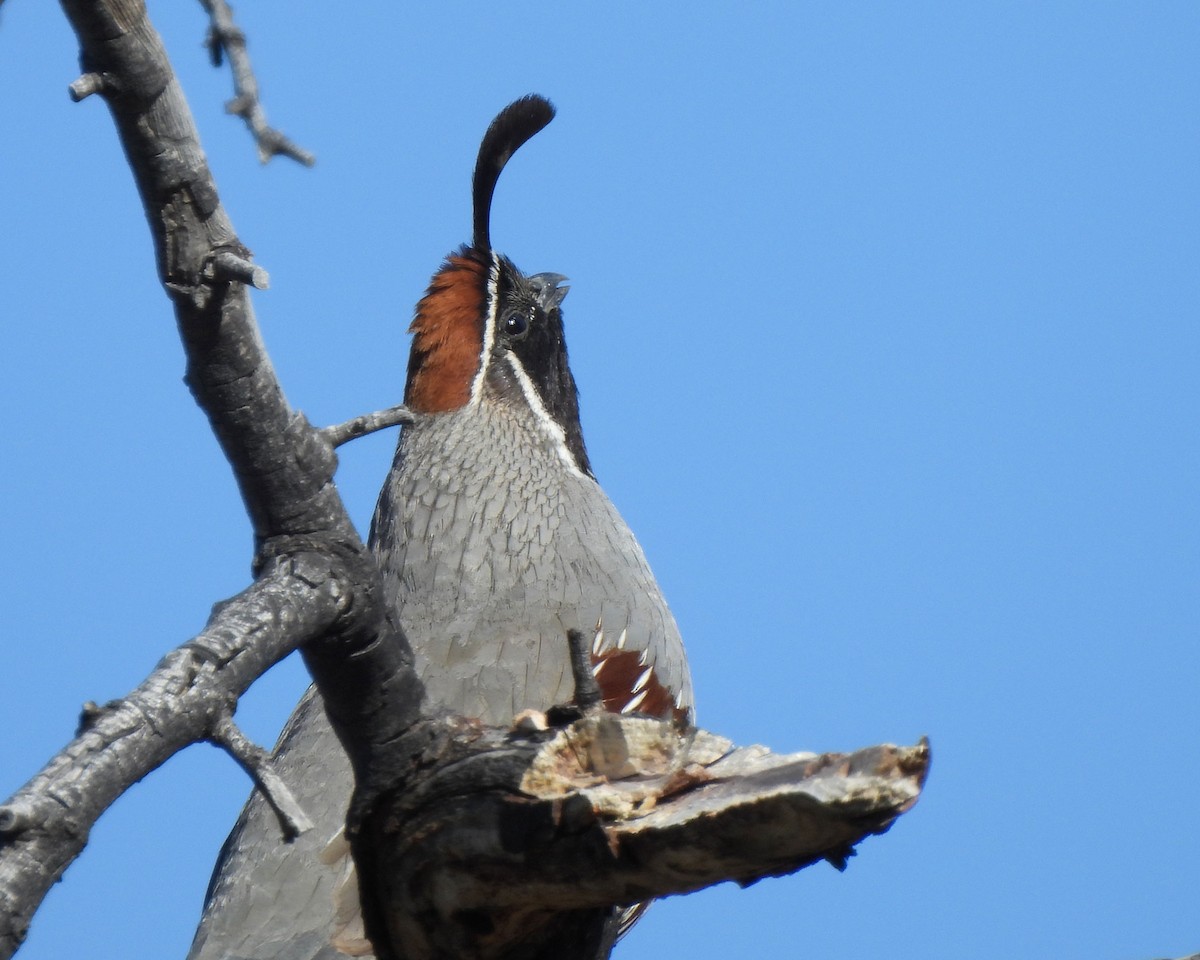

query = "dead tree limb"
[[0, 557, 341, 956], [0, 0, 412, 955], [348, 708, 929, 960]]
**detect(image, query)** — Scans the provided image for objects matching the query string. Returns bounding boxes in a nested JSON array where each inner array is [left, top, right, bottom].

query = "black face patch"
[[485, 256, 592, 477]]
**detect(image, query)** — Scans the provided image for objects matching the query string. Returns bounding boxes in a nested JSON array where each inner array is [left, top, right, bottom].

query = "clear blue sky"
[[2, 3, 1197, 958]]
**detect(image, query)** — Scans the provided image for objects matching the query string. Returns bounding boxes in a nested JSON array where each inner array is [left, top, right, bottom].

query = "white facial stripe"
[[469, 251, 501, 404], [503, 352, 585, 476]]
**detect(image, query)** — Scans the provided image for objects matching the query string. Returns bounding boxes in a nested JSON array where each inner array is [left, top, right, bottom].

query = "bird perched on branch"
[[189, 94, 692, 960]]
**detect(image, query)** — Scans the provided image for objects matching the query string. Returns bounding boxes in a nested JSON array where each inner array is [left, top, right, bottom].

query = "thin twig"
[[211, 714, 313, 839], [322, 405, 415, 448], [199, 0, 315, 166]]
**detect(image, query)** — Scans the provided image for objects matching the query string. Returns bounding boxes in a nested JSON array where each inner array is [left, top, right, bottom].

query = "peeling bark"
[[351, 711, 929, 960]]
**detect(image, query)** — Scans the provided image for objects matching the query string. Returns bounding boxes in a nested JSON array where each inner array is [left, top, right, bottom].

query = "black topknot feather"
[[472, 95, 556, 253]]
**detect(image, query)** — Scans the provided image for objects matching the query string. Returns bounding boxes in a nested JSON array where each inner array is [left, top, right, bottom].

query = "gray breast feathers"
[[370, 401, 692, 726]]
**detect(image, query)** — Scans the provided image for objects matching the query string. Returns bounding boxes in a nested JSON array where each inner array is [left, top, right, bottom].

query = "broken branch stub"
[[349, 710, 929, 960]]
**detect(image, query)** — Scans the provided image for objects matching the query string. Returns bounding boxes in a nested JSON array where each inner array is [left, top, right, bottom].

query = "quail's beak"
[[528, 273, 570, 312]]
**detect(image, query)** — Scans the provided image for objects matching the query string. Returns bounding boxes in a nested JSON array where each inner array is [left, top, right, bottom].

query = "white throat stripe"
[[469, 252, 501, 404], [504, 353, 585, 477]]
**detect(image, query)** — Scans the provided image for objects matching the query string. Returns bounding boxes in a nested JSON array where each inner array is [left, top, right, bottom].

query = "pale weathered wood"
[[351, 709, 928, 960]]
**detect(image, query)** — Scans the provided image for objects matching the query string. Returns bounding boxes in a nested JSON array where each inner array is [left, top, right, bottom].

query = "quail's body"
[[190, 96, 691, 960], [375, 399, 689, 726]]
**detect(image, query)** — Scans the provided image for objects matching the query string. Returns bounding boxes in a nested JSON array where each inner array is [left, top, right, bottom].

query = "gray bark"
[[352, 710, 927, 960]]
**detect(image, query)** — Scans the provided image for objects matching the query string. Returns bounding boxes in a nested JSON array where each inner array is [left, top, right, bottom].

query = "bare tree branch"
[[55, 0, 423, 772], [322, 404, 416, 448], [0, 556, 343, 958], [0, 2, 418, 955], [53, 0, 357, 567], [199, 0, 315, 166]]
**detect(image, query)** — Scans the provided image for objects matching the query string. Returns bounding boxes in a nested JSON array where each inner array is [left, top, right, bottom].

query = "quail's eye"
[[502, 311, 529, 339]]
